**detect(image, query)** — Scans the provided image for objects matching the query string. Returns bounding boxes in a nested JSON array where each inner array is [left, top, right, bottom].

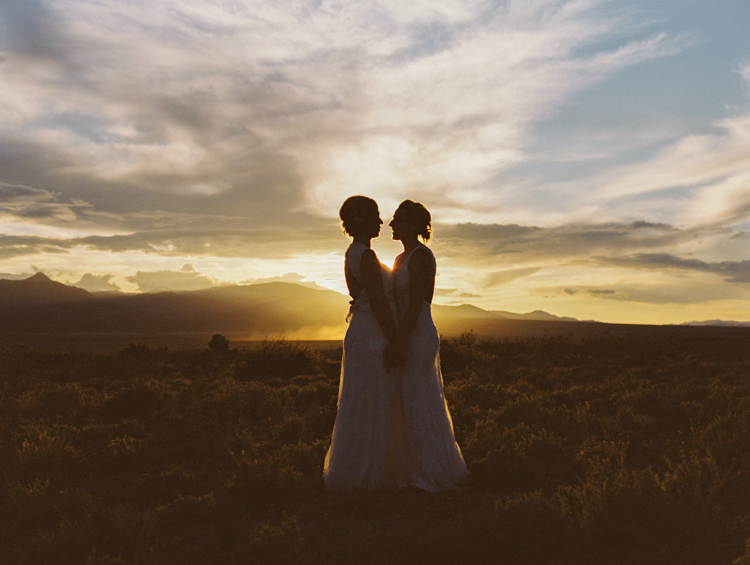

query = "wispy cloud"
[[435, 220, 685, 263], [0, 0, 691, 229], [0, 222, 344, 260], [484, 267, 541, 288], [72, 272, 121, 291], [600, 253, 750, 283]]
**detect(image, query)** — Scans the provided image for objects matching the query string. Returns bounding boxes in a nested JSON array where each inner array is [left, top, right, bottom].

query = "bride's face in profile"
[[389, 208, 413, 241], [360, 206, 383, 239]]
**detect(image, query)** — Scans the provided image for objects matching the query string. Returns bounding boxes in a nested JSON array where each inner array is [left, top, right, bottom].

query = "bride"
[[387, 199, 469, 492], [324, 196, 408, 491]]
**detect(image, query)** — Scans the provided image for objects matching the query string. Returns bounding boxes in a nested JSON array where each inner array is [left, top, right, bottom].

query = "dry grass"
[[2, 333, 750, 564]]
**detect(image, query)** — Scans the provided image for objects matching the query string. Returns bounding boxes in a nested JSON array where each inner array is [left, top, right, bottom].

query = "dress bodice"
[[345, 242, 394, 312], [393, 244, 436, 314]]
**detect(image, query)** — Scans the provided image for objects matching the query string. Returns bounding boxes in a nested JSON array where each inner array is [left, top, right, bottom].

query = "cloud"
[[72, 273, 121, 292], [455, 292, 481, 298], [246, 272, 329, 290], [0, 182, 89, 223], [126, 264, 217, 292], [0, 0, 691, 235], [560, 107, 750, 230], [434, 287, 458, 296], [0, 218, 345, 260], [0, 272, 35, 281], [599, 253, 750, 283], [543, 277, 750, 305], [0, 234, 75, 259], [484, 267, 541, 288], [0, 0, 75, 63], [583, 282, 749, 305], [562, 287, 616, 296], [435, 220, 685, 263], [589, 289, 616, 295]]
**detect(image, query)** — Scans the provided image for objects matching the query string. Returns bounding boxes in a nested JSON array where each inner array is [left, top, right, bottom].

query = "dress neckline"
[[395, 243, 428, 273]]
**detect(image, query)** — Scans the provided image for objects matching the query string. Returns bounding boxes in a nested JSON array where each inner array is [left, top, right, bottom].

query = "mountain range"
[[2, 274, 747, 340], [0, 272, 581, 338]]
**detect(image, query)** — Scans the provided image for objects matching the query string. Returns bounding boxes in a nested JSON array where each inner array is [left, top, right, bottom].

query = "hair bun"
[[398, 199, 432, 242]]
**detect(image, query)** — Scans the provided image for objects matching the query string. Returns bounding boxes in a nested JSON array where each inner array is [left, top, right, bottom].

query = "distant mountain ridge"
[[0, 272, 92, 307], [680, 320, 750, 327], [433, 303, 578, 322], [0, 273, 584, 337]]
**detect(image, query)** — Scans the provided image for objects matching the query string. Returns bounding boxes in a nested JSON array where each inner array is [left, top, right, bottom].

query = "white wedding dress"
[[393, 244, 469, 492], [324, 242, 408, 491]]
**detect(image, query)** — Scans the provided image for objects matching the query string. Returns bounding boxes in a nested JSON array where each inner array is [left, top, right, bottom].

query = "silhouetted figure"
[[324, 196, 408, 491], [388, 200, 469, 491]]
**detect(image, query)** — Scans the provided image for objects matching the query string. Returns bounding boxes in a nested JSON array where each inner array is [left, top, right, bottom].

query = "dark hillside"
[[192, 281, 351, 328], [0, 277, 349, 335], [0, 272, 92, 308]]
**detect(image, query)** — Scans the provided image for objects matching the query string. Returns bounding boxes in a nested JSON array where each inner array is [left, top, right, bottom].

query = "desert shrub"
[[439, 332, 496, 375], [100, 435, 146, 472], [576, 438, 629, 474], [447, 372, 506, 412], [222, 454, 303, 514], [118, 342, 158, 359], [464, 420, 573, 491], [16, 382, 105, 423], [271, 412, 307, 445], [222, 440, 326, 517], [208, 334, 230, 353], [237, 513, 304, 565], [695, 412, 750, 470], [135, 467, 205, 507], [195, 377, 278, 425], [276, 379, 338, 410], [3, 478, 55, 531], [22, 504, 156, 565], [156, 493, 217, 534], [552, 450, 723, 564], [103, 379, 164, 421], [493, 490, 578, 563], [235, 340, 322, 382], [13, 420, 82, 476]]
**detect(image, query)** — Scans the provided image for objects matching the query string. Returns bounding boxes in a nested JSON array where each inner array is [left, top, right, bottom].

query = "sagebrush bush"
[[234, 340, 322, 382], [1, 334, 749, 564]]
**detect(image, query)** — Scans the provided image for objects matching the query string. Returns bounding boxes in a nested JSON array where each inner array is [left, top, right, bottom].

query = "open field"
[[0, 332, 348, 353], [2, 331, 750, 564], [3, 319, 750, 352]]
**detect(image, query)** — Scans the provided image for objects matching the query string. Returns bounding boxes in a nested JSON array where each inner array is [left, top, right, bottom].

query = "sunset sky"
[[1, 0, 750, 325]]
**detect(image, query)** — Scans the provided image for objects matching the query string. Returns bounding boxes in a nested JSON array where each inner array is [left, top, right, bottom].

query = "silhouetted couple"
[[324, 197, 469, 492]]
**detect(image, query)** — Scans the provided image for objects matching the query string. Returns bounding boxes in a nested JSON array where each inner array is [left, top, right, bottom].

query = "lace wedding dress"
[[394, 244, 469, 492], [324, 242, 408, 491]]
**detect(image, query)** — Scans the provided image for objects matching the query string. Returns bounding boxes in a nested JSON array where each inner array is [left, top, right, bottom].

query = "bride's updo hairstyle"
[[340, 195, 378, 237], [396, 199, 432, 242]]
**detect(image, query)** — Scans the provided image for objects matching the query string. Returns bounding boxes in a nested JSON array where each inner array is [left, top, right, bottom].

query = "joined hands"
[[383, 341, 406, 370]]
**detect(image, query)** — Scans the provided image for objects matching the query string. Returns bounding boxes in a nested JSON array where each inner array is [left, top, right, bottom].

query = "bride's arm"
[[394, 248, 434, 342], [360, 249, 398, 341]]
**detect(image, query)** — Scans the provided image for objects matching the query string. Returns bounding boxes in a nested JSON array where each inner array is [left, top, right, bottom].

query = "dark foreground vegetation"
[[3, 333, 750, 564]]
